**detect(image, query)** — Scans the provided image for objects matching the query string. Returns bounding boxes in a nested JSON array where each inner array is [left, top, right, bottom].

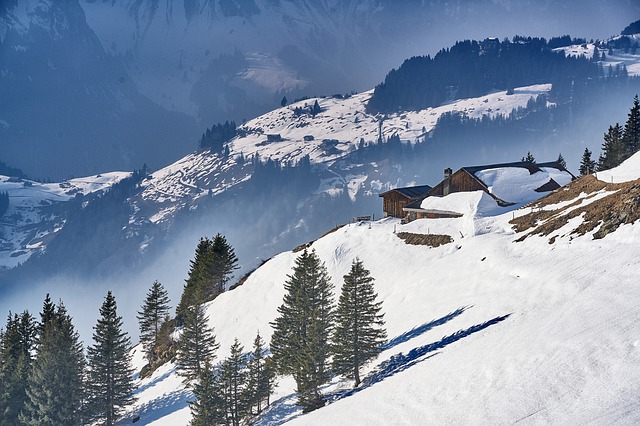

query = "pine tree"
[[219, 338, 248, 426], [177, 234, 239, 322], [332, 259, 387, 388], [245, 332, 275, 415], [137, 280, 171, 364], [21, 301, 85, 426], [176, 303, 219, 384], [86, 291, 136, 426], [599, 123, 625, 170], [281, 96, 288, 107], [556, 153, 567, 169], [0, 311, 36, 425], [579, 148, 596, 175], [189, 361, 225, 426], [521, 151, 536, 163], [270, 249, 334, 412], [622, 94, 640, 157]]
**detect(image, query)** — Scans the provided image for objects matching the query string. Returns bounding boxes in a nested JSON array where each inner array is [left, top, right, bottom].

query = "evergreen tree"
[[332, 259, 387, 388], [245, 332, 275, 415], [177, 234, 239, 322], [521, 151, 536, 163], [176, 303, 219, 384], [219, 338, 248, 426], [556, 153, 567, 169], [622, 94, 640, 157], [281, 96, 288, 107], [86, 291, 136, 426], [270, 249, 334, 412], [137, 281, 171, 364], [21, 301, 85, 426], [0, 311, 36, 425], [189, 361, 225, 426], [579, 148, 596, 175], [598, 123, 625, 170]]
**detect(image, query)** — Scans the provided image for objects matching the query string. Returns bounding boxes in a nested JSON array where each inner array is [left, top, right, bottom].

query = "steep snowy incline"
[[125, 153, 640, 425]]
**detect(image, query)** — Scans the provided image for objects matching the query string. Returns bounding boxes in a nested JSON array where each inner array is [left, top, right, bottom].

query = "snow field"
[[129, 154, 640, 424]]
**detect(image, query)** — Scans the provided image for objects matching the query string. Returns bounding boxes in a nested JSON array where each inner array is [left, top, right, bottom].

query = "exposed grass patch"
[[511, 175, 640, 242], [396, 232, 453, 247]]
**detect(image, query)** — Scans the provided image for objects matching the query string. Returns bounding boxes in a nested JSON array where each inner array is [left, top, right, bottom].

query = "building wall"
[[382, 192, 412, 218], [428, 169, 486, 196]]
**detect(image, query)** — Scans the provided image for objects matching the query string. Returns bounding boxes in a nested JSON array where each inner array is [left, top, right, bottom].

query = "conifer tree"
[[85, 291, 136, 426], [521, 151, 536, 163], [219, 338, 248, 426], [0, 311, 36, 425], [598, 123, 625, 170], [270, 249, 334, 412], [622, 94, 640, 157], [189, 361, 225, 426], [176, 303, 219, 384], [177, 234, 239, 322], [137, 280, 171, 364], [332, 259, 387, 388], [246, 332, 275, 415], [579, 148, 596, 175], [21, 301, 85, 426], [556, 153, 567, 169]]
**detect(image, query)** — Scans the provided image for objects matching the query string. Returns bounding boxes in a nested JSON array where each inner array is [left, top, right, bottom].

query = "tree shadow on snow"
[[329, 313, 511, 402], [125, 388, 192, 425], [382, 306, 469, 351]]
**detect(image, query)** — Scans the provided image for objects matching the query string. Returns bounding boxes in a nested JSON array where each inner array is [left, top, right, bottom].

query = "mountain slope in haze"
[[124, 151, 640, 425], [0, 0, 197, 180], [80, 0, 639, 124]]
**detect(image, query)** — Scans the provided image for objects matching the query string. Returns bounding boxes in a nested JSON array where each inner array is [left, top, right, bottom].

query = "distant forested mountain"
[[366, 36, 599, 113]]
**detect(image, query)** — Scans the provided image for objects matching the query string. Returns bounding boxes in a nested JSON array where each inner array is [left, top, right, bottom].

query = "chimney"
[[443, 168, 452, 196]]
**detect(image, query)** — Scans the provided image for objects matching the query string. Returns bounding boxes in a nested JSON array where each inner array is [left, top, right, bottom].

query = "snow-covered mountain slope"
[[137, 84, 553, 224], [0, 172, 130, 268], [124, 152, 640, 425]]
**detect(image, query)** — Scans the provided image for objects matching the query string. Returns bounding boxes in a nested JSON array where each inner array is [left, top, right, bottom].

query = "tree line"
[[579, 95, 640, 175], [366, 36, 599, 114], [0, 292, 134, 425]]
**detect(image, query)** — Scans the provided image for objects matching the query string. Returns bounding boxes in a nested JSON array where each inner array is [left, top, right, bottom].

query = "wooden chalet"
[[379, 185, 432, 218], [401, 161, 575, 221]]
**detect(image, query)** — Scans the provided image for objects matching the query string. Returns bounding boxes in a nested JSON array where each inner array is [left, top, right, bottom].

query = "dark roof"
[[379, 185, 432, 198], [534, 178, 561, 193]]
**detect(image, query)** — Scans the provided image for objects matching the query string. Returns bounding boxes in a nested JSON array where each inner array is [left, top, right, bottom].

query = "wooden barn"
[[379, 185, 432, 218]]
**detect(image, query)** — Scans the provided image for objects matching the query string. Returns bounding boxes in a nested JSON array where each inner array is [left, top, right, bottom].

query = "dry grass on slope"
[[510, 175, 640, 242]]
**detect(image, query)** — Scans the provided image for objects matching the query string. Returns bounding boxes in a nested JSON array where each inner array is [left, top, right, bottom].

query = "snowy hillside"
[[0, 172, 130, 268], [124, 153, 640, 425], [137, 84, 553, 224]]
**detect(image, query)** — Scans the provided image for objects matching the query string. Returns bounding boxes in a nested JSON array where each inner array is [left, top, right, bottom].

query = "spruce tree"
[[521, 151, 536, 163], [245, 332, 275, 415], [176, 303, 219, 384], [579, 148, 596, 176], [599, 124, 625, 170], [0, 311, 36, 425], [219, 338, 248, 426], [189, 361, 225, 426], [270, 249, 334, 412], [622, 94, 640, 157], [556, 153, 567, 169], [86, 291, 136, 426], [177, 234, 239, 322], [332, 259, 387, 388], [137, 280, 171, 364], [21, 301, 85, 426]]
